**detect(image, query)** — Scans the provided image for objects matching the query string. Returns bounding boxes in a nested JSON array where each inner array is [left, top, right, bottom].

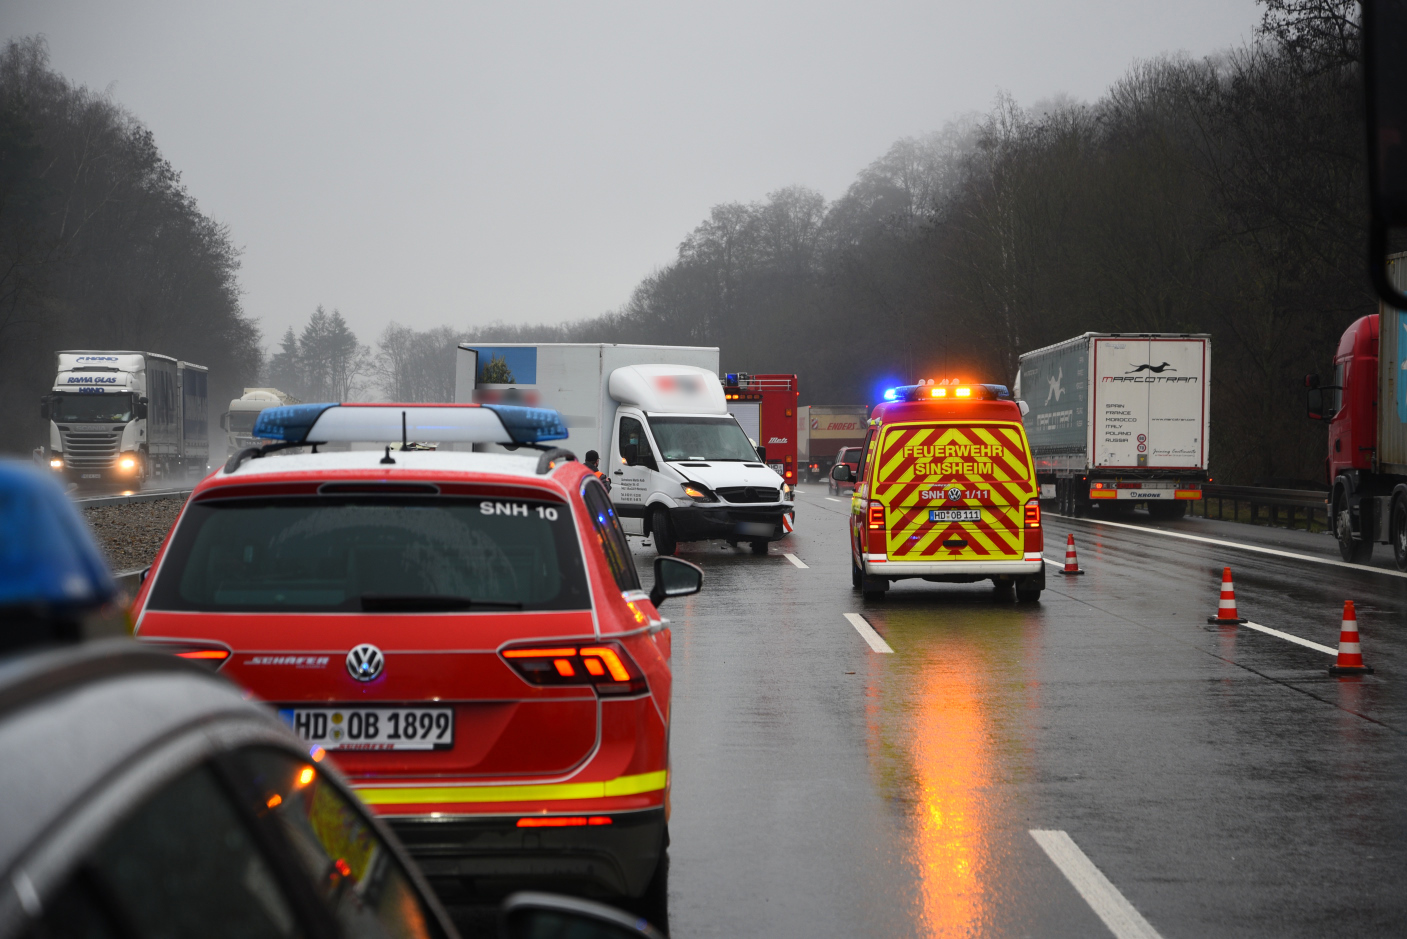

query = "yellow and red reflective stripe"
[[354, 769, 668, 806]]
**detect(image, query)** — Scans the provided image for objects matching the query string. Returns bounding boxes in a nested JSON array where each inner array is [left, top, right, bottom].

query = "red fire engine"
[[722, 372, 799, 485]]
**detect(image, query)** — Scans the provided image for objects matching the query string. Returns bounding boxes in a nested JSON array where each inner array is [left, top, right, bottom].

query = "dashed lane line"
[[1029, 830, 1164, 939], [1043, 556, 1338, 655], [843, 613, 893, 654], [825, 497, 847, 503], [1058, 517, 1407, 580], [1242, 621, 1336, 656], [782, 553, 809, 569]]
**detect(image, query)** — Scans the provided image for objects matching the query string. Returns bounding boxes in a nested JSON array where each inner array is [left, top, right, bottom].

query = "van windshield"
[[146, 496, 590, 613], [649, 415, 759, 462]]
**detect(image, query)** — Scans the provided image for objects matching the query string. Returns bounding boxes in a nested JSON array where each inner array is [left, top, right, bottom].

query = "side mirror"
[[1307, 387, 1325, 421], [830, 463, 853, 482], [219, 412, 228, 430], [1018, 399, 1030, 417], [499, 892, 665, 939], [650, 555, 704, 607], [136, 396, 148, 419], [622, 443, 638, 466], [755, 444, 767, 463], [1363, 0, 1407, 305]]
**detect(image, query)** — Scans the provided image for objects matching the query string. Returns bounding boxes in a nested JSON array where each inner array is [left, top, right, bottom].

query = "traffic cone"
[[1329, 601, 1373, 675], [1062, 533, 1084, 575], [1207, 567, 1247, 624]]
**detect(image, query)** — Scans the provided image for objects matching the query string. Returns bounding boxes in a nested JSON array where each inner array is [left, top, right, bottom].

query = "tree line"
[[439, 0, 1365, 486], [0, 37, 260, 454]]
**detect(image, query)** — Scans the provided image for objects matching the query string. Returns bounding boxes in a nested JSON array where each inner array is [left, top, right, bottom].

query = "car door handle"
[[613, 470, 623, 475]]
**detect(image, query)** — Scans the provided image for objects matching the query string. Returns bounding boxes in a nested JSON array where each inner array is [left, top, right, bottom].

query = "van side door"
[[611, 411, 658, 534]]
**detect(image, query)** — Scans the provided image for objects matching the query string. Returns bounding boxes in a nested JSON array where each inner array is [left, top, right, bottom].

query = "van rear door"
[[872, 421, 1035, 562]]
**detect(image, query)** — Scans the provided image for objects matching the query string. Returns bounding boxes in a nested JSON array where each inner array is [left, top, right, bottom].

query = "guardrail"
[[1197, 484, 1329, 531], [71, 488, 193, 508]]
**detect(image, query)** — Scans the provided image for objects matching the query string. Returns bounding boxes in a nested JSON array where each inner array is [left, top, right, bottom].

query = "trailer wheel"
[[1391, 491, 1407, 572], [650, 505, 677, 557]]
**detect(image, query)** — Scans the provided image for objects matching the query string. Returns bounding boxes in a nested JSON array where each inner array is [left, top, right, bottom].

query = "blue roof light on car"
[[483, 404, 569, 444], [0, 461, 115, 613], [252, 403, 338, 443]]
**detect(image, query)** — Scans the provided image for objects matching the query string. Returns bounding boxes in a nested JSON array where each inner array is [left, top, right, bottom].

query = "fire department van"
[[832, 380, 1045, 602]]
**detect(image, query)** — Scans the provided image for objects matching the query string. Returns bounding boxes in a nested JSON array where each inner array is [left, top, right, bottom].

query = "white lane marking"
[[1029, 830, 1163, 939], [783, 553, 809, 569], [1062, 517, 1407, 580], [1241, 621, 1336, 656], [825, 497, 846, 502], [844, 613, 894, 654]]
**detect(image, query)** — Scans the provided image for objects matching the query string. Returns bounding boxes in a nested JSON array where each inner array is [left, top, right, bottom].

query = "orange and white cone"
[[1062, 533, 1084, 575], [1207, 567, 1246, 624], [1329, 600, 1373, 675]]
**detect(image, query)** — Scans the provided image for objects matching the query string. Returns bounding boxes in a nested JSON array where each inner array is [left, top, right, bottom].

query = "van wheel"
[[861, 575, 888, 600], [852, 558, 863, 590], [750, 539, 768, 555], [1015, 575, 1042, 603], [992, 578, 1015, 602], [650, 506, 677, 556]]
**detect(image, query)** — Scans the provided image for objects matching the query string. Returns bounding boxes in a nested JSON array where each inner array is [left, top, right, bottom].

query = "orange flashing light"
[[553, 659, 576, 677], [504, 647, 577, 658], [579, 646, 632, 681], [297, 766, 316, 787], [266, 793, 283, 809], [516, 816, 614, 828], [955, 387, 971, 397], [932, 387, 946, 397]]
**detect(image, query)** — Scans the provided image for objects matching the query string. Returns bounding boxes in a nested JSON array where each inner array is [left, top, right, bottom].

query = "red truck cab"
[[1326, 315, 1379, 481]]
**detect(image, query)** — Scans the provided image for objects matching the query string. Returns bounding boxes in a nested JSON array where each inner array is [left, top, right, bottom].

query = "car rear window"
[[147, 496, 589, 613]]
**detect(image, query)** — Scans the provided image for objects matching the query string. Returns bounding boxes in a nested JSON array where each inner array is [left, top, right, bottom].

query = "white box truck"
[[41, 351, 209, 489], [1015, 333, 1210, 518], [455, 342, 795, 554]]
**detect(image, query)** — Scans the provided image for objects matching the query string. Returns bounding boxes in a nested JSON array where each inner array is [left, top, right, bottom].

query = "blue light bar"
[[252, 403, 337, 442], [484, 404, 569, 443], [883, 387, 900, 401], [0, 461, 115, 612]]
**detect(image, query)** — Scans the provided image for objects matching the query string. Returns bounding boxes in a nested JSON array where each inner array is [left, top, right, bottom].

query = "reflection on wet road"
[[646, 490, 1406, 938]]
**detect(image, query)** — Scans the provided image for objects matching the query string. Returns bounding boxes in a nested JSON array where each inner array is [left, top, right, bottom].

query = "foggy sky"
[[6, 0, 1261, 348]]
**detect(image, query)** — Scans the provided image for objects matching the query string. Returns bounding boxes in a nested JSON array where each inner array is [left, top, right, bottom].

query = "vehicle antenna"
[[380, 445, 396, 465], [401, 411, 408, 450]]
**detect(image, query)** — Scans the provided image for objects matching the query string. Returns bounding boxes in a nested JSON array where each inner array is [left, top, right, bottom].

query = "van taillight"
[[1024, 501, 1041, 528], [868, 501, 885, 530], [501, 642, 647, 696]]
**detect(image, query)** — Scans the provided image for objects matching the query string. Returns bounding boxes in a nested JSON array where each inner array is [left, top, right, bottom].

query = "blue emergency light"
[[251, 403, 569, 446], [0, 461, 115, 613], [880, 382, 1012, 403]]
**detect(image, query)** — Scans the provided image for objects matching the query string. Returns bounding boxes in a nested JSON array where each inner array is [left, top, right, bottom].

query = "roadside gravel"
[[82, 496, 185, 573]]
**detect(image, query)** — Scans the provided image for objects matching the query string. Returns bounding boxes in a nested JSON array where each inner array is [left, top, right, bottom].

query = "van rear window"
[[147, 496, 589, 613], [877, 423, 1032, 483]]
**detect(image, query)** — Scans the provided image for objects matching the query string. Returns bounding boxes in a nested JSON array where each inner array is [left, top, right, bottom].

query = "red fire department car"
[[833, 381, 1044, 602], [129, 402, 702, 904]]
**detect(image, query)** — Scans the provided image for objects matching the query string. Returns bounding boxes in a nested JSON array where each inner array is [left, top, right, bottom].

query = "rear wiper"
[[359, 595, 524, 612]]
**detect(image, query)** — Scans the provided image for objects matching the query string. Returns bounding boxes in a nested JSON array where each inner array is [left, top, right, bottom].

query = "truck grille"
[[716, 486, 781, 504], [61, 429, 121, 468]]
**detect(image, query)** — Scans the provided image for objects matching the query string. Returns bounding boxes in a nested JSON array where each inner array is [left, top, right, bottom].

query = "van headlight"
[[680, 482, 716, 503]]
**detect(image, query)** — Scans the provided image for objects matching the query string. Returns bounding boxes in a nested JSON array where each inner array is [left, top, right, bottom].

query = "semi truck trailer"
[[454, 342, 794, 554], [797, 404, 869, 482], [41, 351, 208, 489], [1307, 255, 1407, 568], [1015, 333, 1210, 518]]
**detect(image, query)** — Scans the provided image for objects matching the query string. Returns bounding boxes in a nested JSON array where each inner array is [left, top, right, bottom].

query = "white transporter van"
[[455, 342, 794, 554]]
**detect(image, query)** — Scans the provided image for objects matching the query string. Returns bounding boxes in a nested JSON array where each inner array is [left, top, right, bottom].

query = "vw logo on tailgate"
[[346, 644, 385, 682]]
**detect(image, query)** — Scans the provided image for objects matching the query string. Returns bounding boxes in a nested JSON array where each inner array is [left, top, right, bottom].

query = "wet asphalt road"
[[640, 488, 1407, 938]]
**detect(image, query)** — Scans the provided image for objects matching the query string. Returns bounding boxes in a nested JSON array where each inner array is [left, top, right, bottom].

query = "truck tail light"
[[501, 642, 647, 696], [868, 501, 885, 530], [1024, 501, 1041, 529]]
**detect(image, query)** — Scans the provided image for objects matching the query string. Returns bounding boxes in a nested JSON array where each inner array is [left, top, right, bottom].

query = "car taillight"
[[516, 816, 613, 828], [1024, 501, 1041, 528], [501, 642, 647, 695], [868, 501, 885, 530], [144, 640, 232, 671]]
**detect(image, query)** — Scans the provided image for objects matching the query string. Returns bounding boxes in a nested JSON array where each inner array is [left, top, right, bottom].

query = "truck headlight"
[[119, 456, 136, 471], [49, 458, 63, 470]]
